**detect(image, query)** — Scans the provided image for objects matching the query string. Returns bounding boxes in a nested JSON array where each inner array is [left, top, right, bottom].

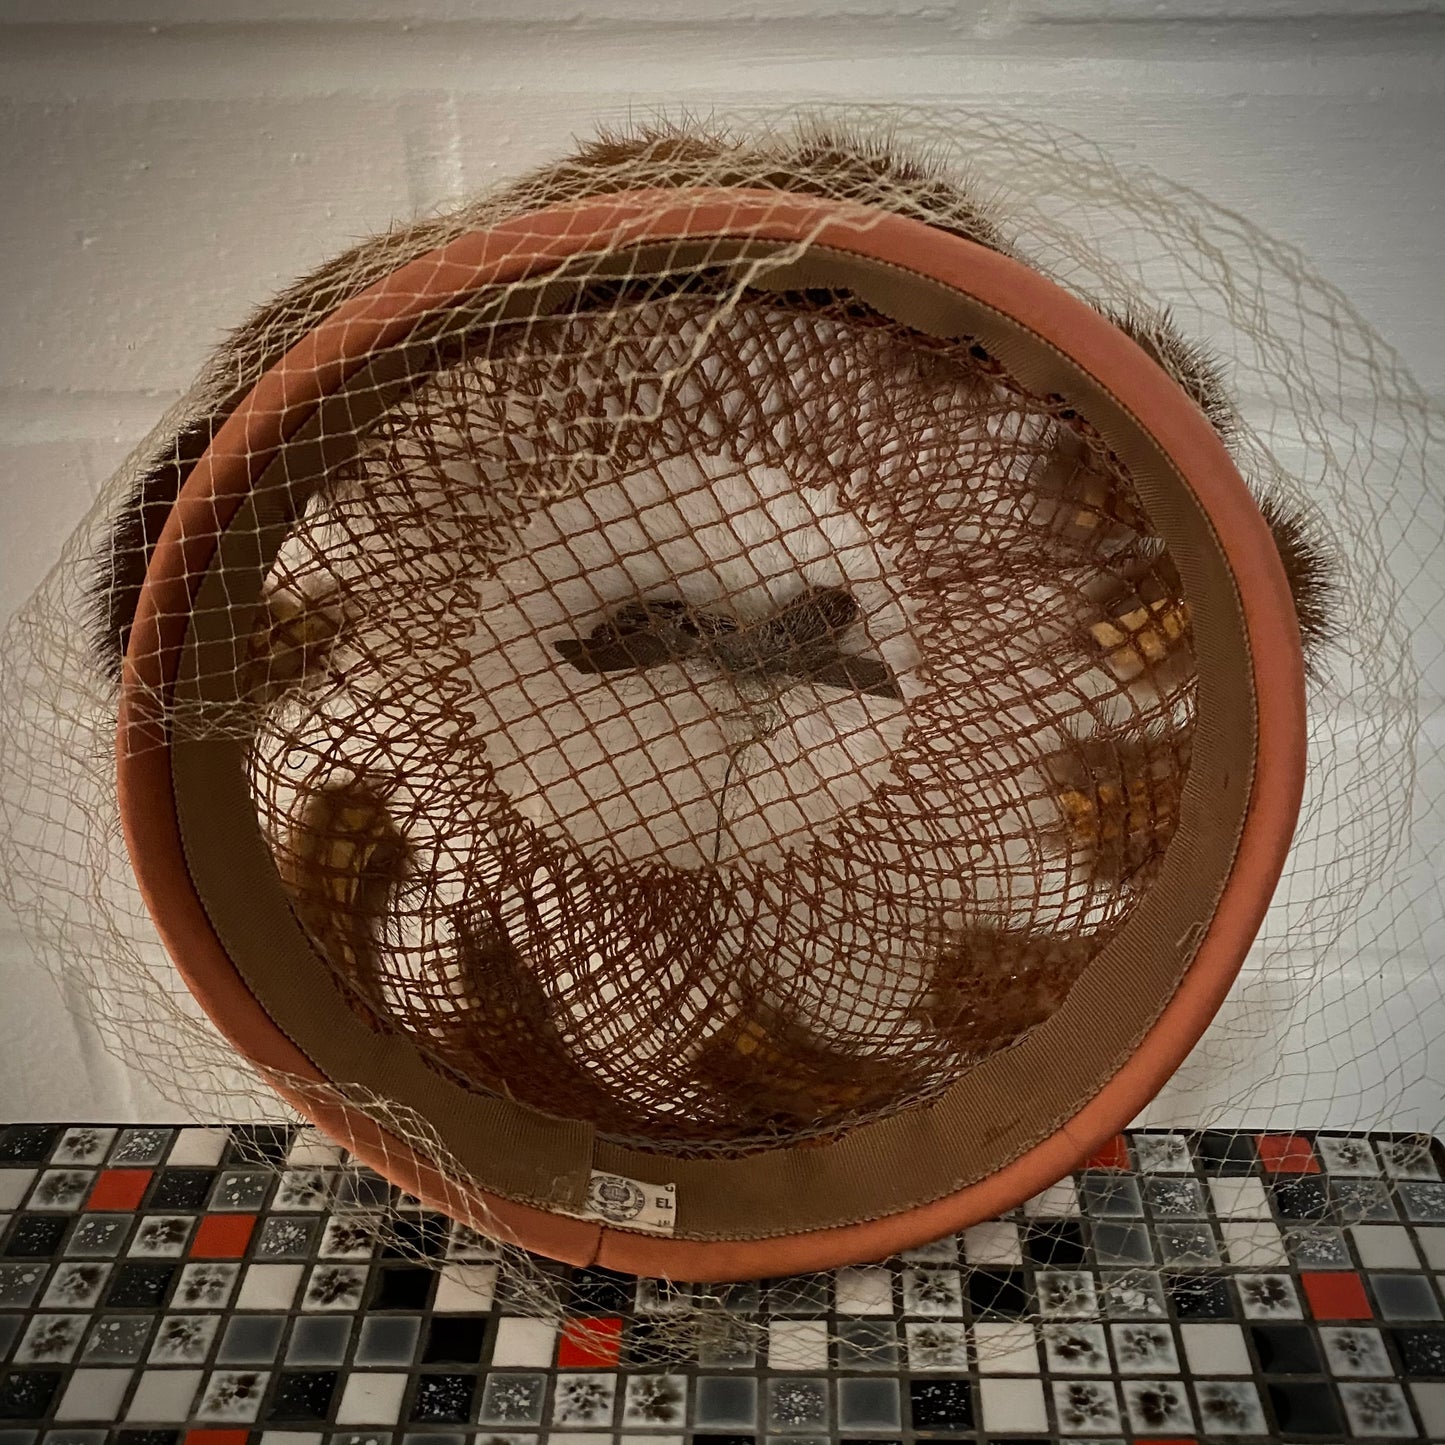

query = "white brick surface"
[[0, 3, 1441, 1123]]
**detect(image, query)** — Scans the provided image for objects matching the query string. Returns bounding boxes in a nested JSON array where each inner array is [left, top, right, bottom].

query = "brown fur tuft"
[[1257, 493, 1339, 671], [1106, 303, 1236, 444]]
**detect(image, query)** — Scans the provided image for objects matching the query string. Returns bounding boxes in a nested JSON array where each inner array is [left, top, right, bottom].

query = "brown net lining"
[[241, 277, 1196, 1155]]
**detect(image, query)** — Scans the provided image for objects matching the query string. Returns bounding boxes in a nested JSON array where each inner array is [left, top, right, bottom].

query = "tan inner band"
[[169, 239, 1255, 1242]]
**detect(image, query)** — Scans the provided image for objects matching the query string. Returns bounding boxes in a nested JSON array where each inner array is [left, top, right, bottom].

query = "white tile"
[[126, 1368, 203, 1421], [768, 1319, 828, 1370], [491, 1316, 557, 1367], [166, 1128, 230, 1167], [974, 1321, 1040, 1374], [284, 1130, 346, 1167], [1412, 1382, 1445, 1437], [1419, 1228, 1445, 1270], [962, 1220, 1023, 1265], [0, 1171, 35, 1211], [980, 1375, 1047, 1433], [1208, 1177, 1270, 1218], [335, 1371, 408, 1425], [235, 1264, 303, 1310], [834, 1265, 892, 1315], [1220, 1221, 1288, 1267], [433, 1263, 498, 1312], [620, 1437, 682, 1445], [55, 1368, 132, 1420], [1180, 1322, 1252, 1375], [1352, 1225, 1421, 1270], [1023, 1179, 1079, 1217]]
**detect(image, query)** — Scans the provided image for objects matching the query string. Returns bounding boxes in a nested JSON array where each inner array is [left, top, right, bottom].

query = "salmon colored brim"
[[118, 189, 1307, 1280]]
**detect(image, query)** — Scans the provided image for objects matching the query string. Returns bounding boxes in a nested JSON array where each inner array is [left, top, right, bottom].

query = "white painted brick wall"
[[1, 1, 1441, 1123]]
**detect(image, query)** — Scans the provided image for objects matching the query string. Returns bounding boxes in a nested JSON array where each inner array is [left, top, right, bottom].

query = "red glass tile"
[[1084, 1135, 1130, 1170], [86, 1168, 153, 1211], [191, 1213, 257, 1258], [557, 1315, 623, 1367], [1256, 1134, 1320, 1173], [1301, 1270, 1371, 1319], [186, 1432, 249, 1445]]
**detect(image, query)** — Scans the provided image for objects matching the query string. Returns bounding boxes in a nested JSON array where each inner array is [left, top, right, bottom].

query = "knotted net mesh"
[[1, 110, 1440, 1330]]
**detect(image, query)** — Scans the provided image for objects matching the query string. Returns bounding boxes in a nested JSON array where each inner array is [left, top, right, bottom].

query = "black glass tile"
[[1168, 1274, 1233, 1318], [569, 1266, 632, 1313], [696, 1437, 754, 1445], [146, 1170, 214, 1211], [422, 1317, 487, 1364], [1194, 1130, 1259, 1175], [617, 1318, 661, 1367], [3, 1219, 65, 1259], [1270, 1176, 1332, 1220], [966, 1269, 1027, 1318], [1022, 1222, 1086, 1268], [1392, 1326, 1445, 1375], [224, 1124, 293, 1167], [410, 1374, 476, 1423], [907, 1377, 974, 1430], [1266, 1380, 1344, 1437], [113, 1432, 178, 1445], [104, 1262, 175, 1308], [383, 1214, 450, 1260], [371, 1266, 435, 1310], [0, 1373, 62, 1421], [265, 1369, 338, 1421], [0, 1130, 58, 1166], [334, 1169, 392, 1208], [765, 1273, 831, 1315], [1251, 1323, 1323, 1374]]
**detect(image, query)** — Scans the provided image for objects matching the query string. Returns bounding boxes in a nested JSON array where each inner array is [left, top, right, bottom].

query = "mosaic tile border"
[[1, 1127, 1443, 1443]]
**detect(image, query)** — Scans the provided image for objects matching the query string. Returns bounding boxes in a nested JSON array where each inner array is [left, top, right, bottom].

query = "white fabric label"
[[581, 1170, 678, 1235]]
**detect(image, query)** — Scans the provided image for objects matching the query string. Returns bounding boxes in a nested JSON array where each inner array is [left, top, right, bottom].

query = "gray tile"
[[81, 1315, 152, 1363], [217, 1314, 287, 1364], [1081, 1173, 1143, 1217], [43, 1432, 107, 1445], [834, 1319, 897, 1372], [1401, 1183, 1445, 1221], [63, 1217, 128, 1258], [766, 1377, 829, 1433], [1371, 1272, 1443, 1321], [211, 1171, 272, 1212], [694, 1374, 758, 1428], [1332, 1179, 1396, 1222], [0, 1262, 46, 1306], [285, 1314, 353, 1366], [1156, 1224, 1221, 1266], [550, 1373, 615, 1427], [0, 1314, 22, 1360], [1144, 1178, 1207, 1218], [478, 1373, 547, 1427], [1092, 1222, 1153, 1265], [254, 1216, 317, 1260], [353, 1314, 420, 1365], [837, 1376, 901, 1431], [110, 1130, 173, 1167], [1101, 1269, 1168, 1319], [1284, 1226, 1351, 1268], [695, 1320, 756, 1369], [1111, 1322, 1180, 1375], [1319, 1325, 1393, 1377]]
